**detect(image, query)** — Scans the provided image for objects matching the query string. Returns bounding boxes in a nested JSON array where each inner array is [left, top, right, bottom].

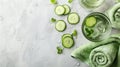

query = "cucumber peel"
[[63, 4, 71, 15], [62, 34, 72, 39], [55, 5, 71, 15]]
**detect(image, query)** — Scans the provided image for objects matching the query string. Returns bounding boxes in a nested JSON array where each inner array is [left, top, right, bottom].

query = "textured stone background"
[[0, 0, 115, 67]]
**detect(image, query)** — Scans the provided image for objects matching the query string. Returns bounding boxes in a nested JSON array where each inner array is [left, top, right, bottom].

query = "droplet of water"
[[76, 63, 80, 66], [74, 62, 80, 67], [0, 16, 4, 21]]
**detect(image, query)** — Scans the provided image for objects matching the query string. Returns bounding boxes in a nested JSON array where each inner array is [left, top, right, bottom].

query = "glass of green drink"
[[82, 12, 112, 42], [116, 0, 120, 3], [79, 0, 105, 11]]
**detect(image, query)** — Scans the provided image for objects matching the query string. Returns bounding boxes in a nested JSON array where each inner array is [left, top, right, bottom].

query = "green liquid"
[[80, 0, 104, 9], [82, 13, 111, 42]]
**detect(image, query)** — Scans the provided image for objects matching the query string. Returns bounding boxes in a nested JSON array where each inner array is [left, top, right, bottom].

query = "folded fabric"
[[106, 3, 120, 29], [89, 43, 118, 67], [71, 36, 120, 67], [116, 0, 120, 2], [117, 46, 120, 67]]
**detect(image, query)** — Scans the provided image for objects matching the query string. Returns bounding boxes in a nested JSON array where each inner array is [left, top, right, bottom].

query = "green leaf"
[[50, 0, 57, 4], [85, 28, 94, 36], [51, 18, 56, 23], [68, 0, 73, 3], [72, 29, 77, 36], [56, 46, 63, 54]]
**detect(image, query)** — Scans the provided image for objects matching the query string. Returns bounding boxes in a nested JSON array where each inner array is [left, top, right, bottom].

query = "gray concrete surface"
[[0, 0, 115, 67]]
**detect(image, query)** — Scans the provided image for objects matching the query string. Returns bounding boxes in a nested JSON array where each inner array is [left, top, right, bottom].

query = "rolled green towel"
[[89, 43, 118, 67], [117, 46, 120, 67], [71, 37, 120, 67], [116, 0, 120, 2], [106, 3, 120, 29]]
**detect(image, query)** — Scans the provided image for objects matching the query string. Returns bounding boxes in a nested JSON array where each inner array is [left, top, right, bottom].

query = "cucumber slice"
[[85, 17, 96, 27], [67, 12, 80, 24], [63, 4, 71, 15], [55, 20, 66, 32], [62, 36, 74, 48], [62, 34, 72, 39], [55, 5, 65, 15]]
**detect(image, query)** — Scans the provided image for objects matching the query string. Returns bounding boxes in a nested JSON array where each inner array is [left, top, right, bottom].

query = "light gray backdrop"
[[0, 0, 116, 67]]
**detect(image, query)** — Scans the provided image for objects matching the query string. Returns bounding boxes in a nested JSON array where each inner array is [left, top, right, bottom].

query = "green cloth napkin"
[[71, 36, 120, 67], [116, 0, 120, 2], [89, 43, 118, 67], [106, 3, 120, 29]]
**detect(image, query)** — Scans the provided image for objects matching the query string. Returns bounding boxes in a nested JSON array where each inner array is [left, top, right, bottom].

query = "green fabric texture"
[[90, 43, 118, 67], [106, 3, 120, 29], [71, 35, 120, 67], [116, 0, 120, 2]]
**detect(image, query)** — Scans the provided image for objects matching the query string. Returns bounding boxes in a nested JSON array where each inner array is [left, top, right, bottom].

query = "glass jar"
[[79, 0, 106, 12], [82, 12, 112, 42]]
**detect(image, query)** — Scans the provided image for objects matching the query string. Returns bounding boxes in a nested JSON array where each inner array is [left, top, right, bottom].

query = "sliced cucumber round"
[[62, 36, 74, 48], [55, 5, 65, 15], [67, 12, 80, 24], [62, 34, 72, 39], [63, 4, 71, 15], [85, 17, 96, 27], [55, 20, 66, 32]]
